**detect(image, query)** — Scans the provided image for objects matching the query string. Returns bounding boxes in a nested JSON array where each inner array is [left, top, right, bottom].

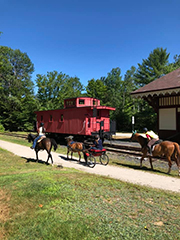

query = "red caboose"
[[35, 97, 116, 139]]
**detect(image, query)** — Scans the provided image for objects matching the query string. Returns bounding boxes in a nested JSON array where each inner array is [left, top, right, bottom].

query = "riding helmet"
[[143, 127, 148, 132]]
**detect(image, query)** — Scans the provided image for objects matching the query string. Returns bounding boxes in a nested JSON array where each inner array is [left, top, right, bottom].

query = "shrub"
[[0, 123, 5, 132]]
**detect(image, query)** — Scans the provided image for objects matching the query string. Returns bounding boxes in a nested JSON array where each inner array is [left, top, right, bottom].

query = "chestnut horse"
[[130, 132, 180, 176], [27, 133, 57, 164], [65, 136, 86, 162]]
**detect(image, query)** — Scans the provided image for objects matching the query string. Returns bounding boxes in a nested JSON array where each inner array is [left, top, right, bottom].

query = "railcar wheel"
[[87, 156, 96, 168], [100, 153, 109, 165]]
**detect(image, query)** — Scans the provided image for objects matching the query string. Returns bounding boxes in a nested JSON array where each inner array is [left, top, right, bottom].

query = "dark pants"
[[33, 135, 43, 148]]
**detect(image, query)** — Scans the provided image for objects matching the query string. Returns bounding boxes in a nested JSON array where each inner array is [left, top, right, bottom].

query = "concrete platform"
[[112, 132, 146, 140], [112, 133, 132, 139]]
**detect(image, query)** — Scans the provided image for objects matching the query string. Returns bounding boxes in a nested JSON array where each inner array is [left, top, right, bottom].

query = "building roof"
[[131, 67, 180, 98]]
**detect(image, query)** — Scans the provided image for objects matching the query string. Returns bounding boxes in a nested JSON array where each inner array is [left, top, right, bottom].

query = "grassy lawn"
[[0, 147, 180, 239]]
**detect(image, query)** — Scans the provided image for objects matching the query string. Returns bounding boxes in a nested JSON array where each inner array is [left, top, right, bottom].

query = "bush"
[[0, 123, 5, 132]]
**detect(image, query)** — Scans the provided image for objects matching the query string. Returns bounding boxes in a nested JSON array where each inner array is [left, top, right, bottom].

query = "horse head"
[[130, 130, 137, 141], [27, 133, 32, 142], [65, 136, 74, 143], [27, 133, 36, 143]]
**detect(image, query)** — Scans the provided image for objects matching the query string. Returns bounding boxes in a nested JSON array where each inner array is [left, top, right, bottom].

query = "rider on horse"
[[143, 127, 160, 155], [30, 122, 46, 149]]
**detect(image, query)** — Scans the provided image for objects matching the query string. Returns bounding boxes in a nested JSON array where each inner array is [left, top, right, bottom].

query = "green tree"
[[0, 46, 36, 131], [103, 67, 123, 108], [116, 66, 137, 131], [36, 71, 84, 110], [132, 48, 173, 131], [86, 78, 107, 103], [135, 48, 170, 87], [172, 54, 180, 69]]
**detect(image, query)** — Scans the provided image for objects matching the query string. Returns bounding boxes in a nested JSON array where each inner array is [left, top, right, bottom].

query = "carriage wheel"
[[87, 155, 96, 168], [100, 153, 109, 165]]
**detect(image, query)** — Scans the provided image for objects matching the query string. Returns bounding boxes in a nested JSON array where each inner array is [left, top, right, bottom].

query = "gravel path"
[[0, 140, 180, 193]]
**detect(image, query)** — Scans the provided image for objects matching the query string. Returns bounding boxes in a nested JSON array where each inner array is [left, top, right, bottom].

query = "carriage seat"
[[89, 148, 106, 153]]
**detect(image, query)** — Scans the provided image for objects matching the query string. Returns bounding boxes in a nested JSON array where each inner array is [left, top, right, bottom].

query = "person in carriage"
[[143, 127, 160, 155], [30, 122, 46, 149], [90, 134, 103, 150]]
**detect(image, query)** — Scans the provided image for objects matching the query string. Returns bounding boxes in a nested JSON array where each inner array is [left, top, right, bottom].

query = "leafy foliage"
[[86, 78, 107, 103], [36, 71, 84, 110], [0, 46, 37, 131], [135, 48, 170, 87]]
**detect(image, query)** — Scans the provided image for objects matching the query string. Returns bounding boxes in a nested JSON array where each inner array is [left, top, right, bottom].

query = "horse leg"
[[67, 149, 69, 159], [46, 151, 53, 165], [71, 151, 73, 159], [149, 156, 153, 170], [140, 151, 146, 168], [78, 152, 81, 162], [140, 156, 144, 168], [35, 150, 39, 162], [50, 153, 53, 165], [174, 156, 180, 176], [166, 156, 172, 174]]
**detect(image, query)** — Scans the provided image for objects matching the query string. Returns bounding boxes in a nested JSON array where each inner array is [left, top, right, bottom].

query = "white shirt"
[[39, 126, 45, 136]]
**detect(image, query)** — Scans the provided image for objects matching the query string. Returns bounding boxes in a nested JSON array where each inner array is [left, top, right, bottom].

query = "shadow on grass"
[[59, 155, 100, 168], [112, 161, 166, 174], [59, 155, 89, 166], [22, 157, 51, 165]]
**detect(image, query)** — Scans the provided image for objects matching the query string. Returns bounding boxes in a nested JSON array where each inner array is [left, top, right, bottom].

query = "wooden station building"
[[131, 68, 180, 141]]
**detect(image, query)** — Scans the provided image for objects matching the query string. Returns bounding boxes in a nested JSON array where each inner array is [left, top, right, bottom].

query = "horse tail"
[[174, 143, 180, 163], [51, 138, 58, 151]]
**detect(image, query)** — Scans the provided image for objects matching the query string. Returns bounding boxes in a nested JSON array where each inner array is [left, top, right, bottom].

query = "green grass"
[[0, 148, 180, 239]]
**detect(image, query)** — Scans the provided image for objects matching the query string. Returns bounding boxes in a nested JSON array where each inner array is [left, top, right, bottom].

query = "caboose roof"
[[131, 67, 180, 98], [96, 106, 116, 111], [35, 106, 116, 114]]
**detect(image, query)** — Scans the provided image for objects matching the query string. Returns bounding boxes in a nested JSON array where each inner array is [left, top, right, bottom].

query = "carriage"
[[85, 148, 109, 168]]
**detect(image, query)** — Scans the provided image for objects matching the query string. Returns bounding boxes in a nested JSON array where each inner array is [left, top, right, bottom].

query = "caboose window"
[[97, 110, 100, 118], [60, 114, 64, 122], [41, 115, 43, 121], [88, 118, 91, 128], [49, 115, 53, 122], [79, 99, 84, 105]]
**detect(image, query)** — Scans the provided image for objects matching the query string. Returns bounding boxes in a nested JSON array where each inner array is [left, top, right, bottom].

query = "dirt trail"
[[0, 140, 180, 193]]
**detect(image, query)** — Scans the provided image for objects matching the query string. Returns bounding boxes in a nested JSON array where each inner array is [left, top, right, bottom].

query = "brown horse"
[[130, 132, 180, 176], [27, 133, 57, 164], [65, 136, 86, 162]]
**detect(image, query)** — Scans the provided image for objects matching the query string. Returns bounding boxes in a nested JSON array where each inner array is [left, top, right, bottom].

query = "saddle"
[[151, 139, 163, 151], [37, 136, 46, 143]]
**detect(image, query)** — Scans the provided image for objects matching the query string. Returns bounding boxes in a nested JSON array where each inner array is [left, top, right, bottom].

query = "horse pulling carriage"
[[65, 136, 109, 168]]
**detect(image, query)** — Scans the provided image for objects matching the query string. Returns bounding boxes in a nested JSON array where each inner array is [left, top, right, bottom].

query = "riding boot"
[[30, 146, 34, 149], [148, 146, 152, 156]]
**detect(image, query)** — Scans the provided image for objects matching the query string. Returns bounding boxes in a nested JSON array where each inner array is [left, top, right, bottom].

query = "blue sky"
[[1, 0, 180, 87]]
